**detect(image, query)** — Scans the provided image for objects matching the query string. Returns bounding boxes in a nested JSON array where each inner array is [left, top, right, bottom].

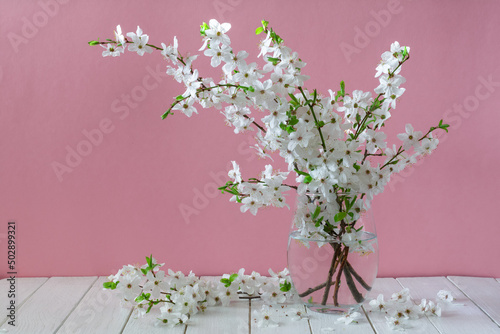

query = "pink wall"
[[1, 0, 499, 279]]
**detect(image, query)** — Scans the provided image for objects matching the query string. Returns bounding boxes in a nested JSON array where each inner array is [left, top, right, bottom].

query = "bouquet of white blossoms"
[[91, 19, 448, 312]]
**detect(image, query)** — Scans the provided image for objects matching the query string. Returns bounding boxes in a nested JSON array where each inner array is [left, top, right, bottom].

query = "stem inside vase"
[[289, 231, 378, 311]]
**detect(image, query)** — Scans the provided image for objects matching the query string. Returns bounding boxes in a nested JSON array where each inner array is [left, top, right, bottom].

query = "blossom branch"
[[298, 87, 327, 151]]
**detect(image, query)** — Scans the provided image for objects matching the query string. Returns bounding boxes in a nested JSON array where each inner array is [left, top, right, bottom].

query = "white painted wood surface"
[[251, 299, 311, 334], [56, 277, 132, 334], [0, 276, 499, 333], [121, 307, 187, 334], [0, 277, 47, 327], [361, 277, 441, 334], [187, 276, 249, 334], [0, 276, 97, 333], [448, 276, 500, 327], [397, 277, 500, 334], [188, 300, 249, 334]]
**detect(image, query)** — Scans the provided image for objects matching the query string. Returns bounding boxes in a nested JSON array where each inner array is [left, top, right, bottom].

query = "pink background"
[[1, 0, 499, 279]]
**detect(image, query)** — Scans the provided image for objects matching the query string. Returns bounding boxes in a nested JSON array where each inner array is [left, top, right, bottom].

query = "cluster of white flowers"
[[104, 255, 295, 328], [92, 19, 448, 243], [366, 288, 459, 331], [229, 162, 290, 215]]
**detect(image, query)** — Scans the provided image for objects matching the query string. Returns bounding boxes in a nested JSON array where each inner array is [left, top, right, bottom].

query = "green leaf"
[[255, 26, 264, 35], [88, 40, 100, 46], [335, 91, 343, 101], [220, 277, 233, 288], [353, 163, 361, 172], [141, 268, 148, 275], [221, 188, 239, 196], [370, 98, 381, 111], [161, 110, 173, 120], [346, 197, 356, 211], [288, 93, 299, 103], [146, 304, 153, 313], [289, 117, 299, 126], [313, 89, 317, 103], [103, 281, 118, 290], [229, 273, 238, 282], [146, 254, 153, 267], [266, 56, 280, 65], [312, 206, 321, 219], [402, 46, 409, 58], [200, 22, 209, 36], [176, 95, 184, 101], [334, 212, 347, 222], [340, 81, 345, 96], [294, 169, 310, 177], [438, 120, 450, 133], [308, 296, 313, 303], [304, 175, 312, 184], [280, 280, 292, 292], [261, 20, 269, 28]]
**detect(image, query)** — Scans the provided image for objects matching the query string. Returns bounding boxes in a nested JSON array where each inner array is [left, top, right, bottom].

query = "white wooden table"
[[1, 276, 500, 333]]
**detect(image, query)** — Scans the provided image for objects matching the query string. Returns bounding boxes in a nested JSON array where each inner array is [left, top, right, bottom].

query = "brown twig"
[[321, 243, 341, 305], [299, 281, 335, 298], [333, 247, 349, 306], [345, 261, 372, 291], [343, 262, 364, 303]]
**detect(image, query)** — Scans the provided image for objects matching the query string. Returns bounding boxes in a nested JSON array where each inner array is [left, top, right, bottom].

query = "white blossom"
[[369, 293, 388, 312], [254, 305, 279, 328], [336, 311, 362, 325], [101, 43, 124, 57], [126, 26, 153, 56], [437, 290, 455, 303], [391, 288, 411, 303]]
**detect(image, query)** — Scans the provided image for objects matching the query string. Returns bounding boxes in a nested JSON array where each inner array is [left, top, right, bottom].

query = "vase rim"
[[289, 230, 377, 243]]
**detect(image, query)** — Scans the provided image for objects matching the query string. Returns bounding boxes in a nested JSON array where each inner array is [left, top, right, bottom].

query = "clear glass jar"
[[287, 209, 378, 313]]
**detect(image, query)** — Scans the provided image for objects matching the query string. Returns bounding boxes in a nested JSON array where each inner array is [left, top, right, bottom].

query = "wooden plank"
[[448, 276, 500, 327], [307, 304, 374, 334], [306, 277, 385, 334], [56, 276, 133, 334], [187, 300, 249, 334], [186, 277, 249, 334], [0, 276, 97, 333], [251, 299, 312, 334], [361, 277, 439, 334], [0, 277, 48, 326], [398, 277, 500, 334], [121, 306, 186, 334]]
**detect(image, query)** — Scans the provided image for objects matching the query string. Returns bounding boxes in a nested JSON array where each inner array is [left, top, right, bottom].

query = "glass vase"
[[287, 210, 378, 314]]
